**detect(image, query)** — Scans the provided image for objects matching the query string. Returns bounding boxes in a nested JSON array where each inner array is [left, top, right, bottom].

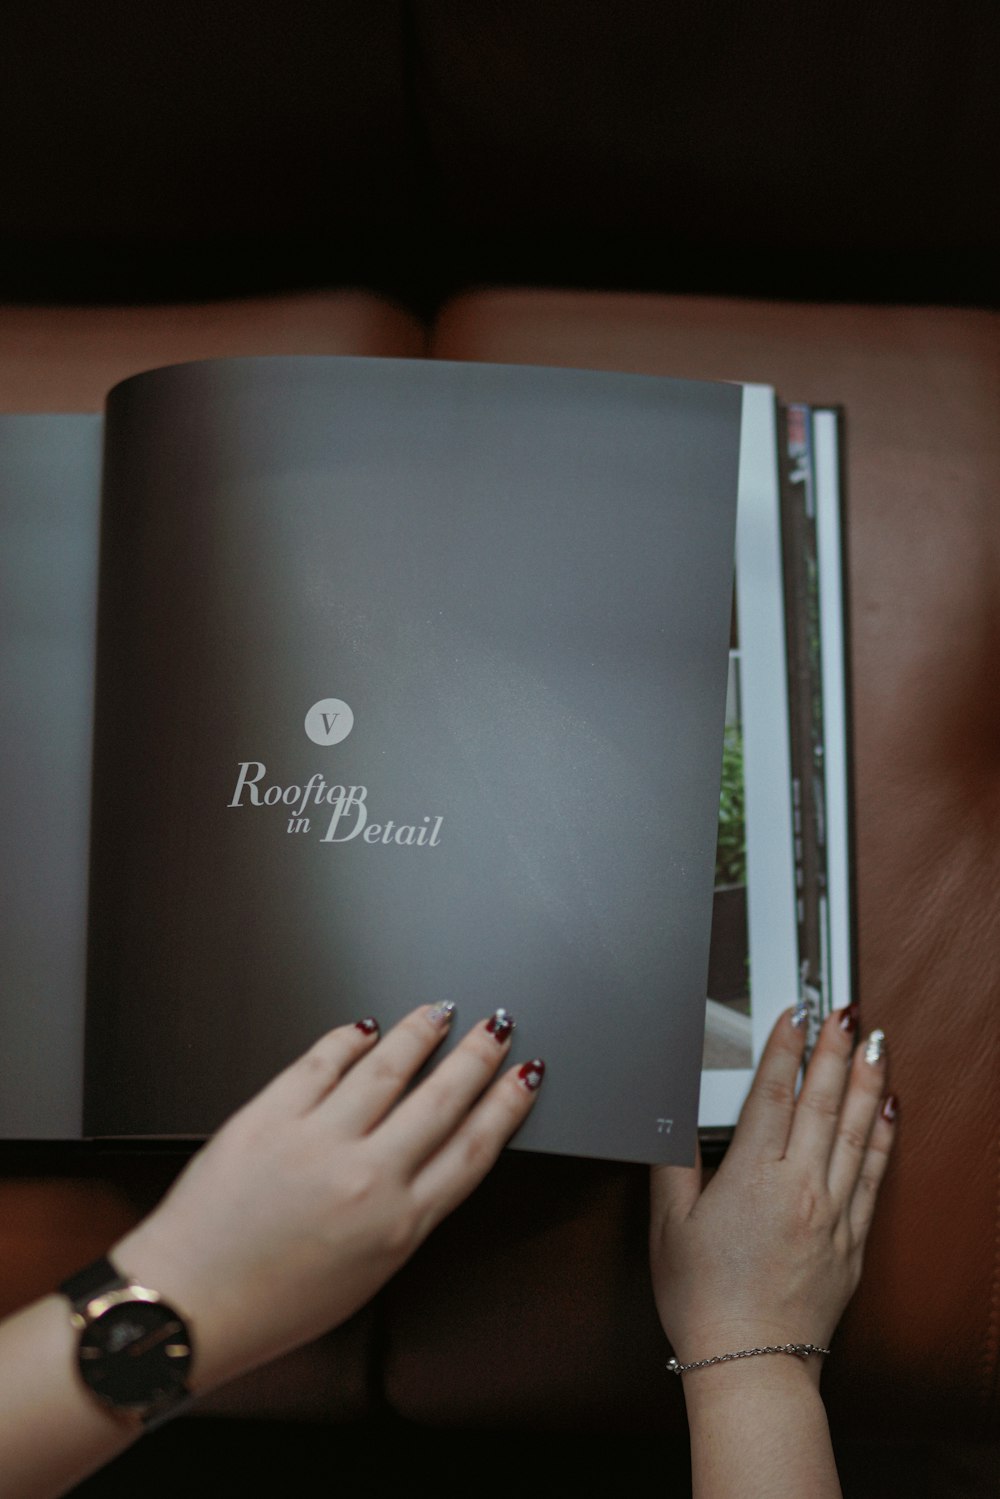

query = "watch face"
[[78, 1296, 192, 1410]]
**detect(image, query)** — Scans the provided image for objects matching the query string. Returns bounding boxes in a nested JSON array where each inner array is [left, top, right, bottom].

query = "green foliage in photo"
[[715, 724, 746, 888]]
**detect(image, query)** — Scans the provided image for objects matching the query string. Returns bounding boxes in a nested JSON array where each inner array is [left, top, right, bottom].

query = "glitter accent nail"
[[518, 1059, 546, 1091], [790, 1000, 810, 1029], [486, 1008, 515, 1043], [864, 1028, 886, 1065], [427, 1001, 456, 1027], [354, 1017, 379, 1036]]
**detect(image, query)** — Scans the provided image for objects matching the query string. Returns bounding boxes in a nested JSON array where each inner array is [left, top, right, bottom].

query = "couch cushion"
[[0, 291, 426, 411], [378, 289, 1000, 1438]]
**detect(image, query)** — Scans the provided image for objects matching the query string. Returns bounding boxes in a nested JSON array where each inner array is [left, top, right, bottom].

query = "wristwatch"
[[59, 1256, 195, 1427]]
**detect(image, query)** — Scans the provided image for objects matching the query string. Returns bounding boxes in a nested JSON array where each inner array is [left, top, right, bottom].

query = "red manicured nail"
[[881, 1093, 899, 1123], [355, 1017, 379, 1036], [486, 1008, 515, 1043], [518, 1059, 546, 1091], [838, 1004, 860, 1035]]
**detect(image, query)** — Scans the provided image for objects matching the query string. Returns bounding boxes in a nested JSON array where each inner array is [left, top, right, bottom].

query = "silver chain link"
[[666, 1343, 830, 1375]]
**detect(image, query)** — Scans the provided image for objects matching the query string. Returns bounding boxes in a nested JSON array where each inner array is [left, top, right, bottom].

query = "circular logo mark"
[[304, 698, 354, 746]]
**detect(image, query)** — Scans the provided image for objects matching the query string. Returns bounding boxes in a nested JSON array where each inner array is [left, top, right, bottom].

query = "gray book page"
[[0, 415, 102, 1138], [85, 357, 742, 1163]]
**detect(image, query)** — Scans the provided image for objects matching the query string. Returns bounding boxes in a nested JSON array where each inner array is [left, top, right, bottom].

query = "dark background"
[[2, 1, 996, 311]]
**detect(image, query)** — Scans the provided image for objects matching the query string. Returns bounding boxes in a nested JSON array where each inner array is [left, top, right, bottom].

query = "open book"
[[0, 357, 850, 1165]]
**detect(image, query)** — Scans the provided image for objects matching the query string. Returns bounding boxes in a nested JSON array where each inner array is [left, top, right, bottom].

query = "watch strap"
[[59, 1255, 125, 1307]]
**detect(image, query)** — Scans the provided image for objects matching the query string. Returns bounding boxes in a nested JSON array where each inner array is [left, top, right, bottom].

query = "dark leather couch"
[[2, 4, 997, 1491]]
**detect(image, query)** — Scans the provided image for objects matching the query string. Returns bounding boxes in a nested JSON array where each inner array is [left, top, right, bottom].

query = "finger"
[[373, 1010, 519, 1173], [651, 1136, 703, 1229], [243, 1016, 381, 1121], [827, 1028, 888, 1208], [722, 1005, 809, 1166], [316, 1001, 458, 1134], [410, 1058, 545, 1229], [848, 1095, 898, 1242], [784, 1005, 859, 1172]]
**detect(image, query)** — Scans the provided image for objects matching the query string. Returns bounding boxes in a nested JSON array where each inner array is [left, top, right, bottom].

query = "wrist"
[[108, 1223, 226, 1398], [0, 1295, 142, 1495], [111, 1214, 282, 1399], [681, 1351, 839, 1499], [678, 1347, 826, 1410]]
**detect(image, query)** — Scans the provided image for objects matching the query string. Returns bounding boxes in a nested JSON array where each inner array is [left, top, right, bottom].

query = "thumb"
[[650, 1137, 703, 1230]]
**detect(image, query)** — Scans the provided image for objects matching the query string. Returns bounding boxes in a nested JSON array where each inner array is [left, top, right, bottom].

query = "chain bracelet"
[[666, 1343, 830, 1375]]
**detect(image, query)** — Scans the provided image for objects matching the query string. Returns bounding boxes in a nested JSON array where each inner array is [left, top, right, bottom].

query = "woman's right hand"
[[650, 1004, 897, 1377]]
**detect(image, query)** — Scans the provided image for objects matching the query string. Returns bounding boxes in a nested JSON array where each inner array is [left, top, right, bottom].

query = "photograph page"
[[698, 393, 852, 1135]]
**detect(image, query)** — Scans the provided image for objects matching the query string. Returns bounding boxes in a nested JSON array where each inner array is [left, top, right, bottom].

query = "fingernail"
[[790, 1000, 810, 1029], [427, 1001, 456, 1027], [881, 1093, 899, 1123], [486, 1008, 516, 1043], [518, 1059, 546, 1091], [355, 1017, 379, 1036], [864, 1028, 886, 1065], [838, 1004, 860, 1036]]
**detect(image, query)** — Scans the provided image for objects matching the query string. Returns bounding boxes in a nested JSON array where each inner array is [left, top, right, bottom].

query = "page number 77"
[[656, 1118, 674, 1135]]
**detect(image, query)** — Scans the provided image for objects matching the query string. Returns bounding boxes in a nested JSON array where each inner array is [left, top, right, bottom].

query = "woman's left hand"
[[112, 1003, 544, 1393]]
